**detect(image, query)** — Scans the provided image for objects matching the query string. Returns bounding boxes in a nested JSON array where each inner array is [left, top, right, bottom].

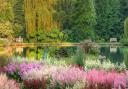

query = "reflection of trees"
[[25, 46, 75, 60], [25, 47, 59, 60], [0, 47, 13, 56]]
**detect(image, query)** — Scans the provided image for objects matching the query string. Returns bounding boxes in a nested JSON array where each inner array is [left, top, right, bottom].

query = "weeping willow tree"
[[24, 0, 60, 39]]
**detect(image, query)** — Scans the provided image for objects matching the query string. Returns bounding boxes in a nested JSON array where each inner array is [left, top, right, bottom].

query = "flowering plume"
[[0, 74, 20, 89]]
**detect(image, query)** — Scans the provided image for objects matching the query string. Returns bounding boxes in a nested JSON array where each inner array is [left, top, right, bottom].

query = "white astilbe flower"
[[0, 74, 19, 89]]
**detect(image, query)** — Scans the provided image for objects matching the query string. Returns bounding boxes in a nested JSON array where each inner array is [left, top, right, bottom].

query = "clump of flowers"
[[86, 69, 127, 89], [84, 59, 115, 71], [21, 65, 86, 88], [19, 62, 42, 77], [51, 66, 86, 86], [85, 59, 126, 72], [5, 63, 18, 74], [0, 74, 20, 89], [4, 62, 43, 82]]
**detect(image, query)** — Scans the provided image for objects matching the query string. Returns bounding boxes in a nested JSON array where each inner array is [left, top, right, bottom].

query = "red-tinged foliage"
[[23, 78, 47, 89]]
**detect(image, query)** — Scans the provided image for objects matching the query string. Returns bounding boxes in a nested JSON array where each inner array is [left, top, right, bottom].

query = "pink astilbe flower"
[[0, 74, 20, 89], [51, 67, 86, 84], [22, 65, 59, 80], [85, 69, 127, 89], [114, 74, 126, 89]]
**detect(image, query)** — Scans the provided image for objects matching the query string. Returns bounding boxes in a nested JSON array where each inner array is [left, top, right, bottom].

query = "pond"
[[100, 46, 128, 67], [0, 45, 128, 67]]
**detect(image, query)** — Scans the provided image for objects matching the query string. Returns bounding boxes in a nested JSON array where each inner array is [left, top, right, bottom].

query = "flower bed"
[[3, 61, 128, 89]]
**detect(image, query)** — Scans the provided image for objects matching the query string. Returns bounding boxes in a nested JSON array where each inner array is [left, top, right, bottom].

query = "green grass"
[[0, 40, 6, 44]]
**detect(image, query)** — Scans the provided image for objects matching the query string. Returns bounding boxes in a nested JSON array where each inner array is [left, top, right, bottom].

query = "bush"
[[72, 48, 85, 67]]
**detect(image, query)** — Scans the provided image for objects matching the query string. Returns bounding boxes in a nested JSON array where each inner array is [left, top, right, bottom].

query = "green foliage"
[[95, 0, 121, 41], [13, 0, 25, 38], [57, 0, 96, 42], [124, 17, 128, 37], [28, 28, 64, 42], [72, 48, 85, 67], [7, 70, 22, 83], [0, 56, 9, 67], [121, 17, 128, 44], [0, 0, 14, 38], [0, 39, 6, 44]]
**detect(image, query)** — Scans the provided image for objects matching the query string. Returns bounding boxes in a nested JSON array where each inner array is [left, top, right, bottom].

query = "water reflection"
[[0, 46, 128, 67], [100, 47, 128, 67], [0, 46, 77, 60]]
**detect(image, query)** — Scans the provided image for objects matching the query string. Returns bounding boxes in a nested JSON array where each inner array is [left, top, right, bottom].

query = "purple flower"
[[19, 62, 42, 77], [4, 63, 18, 74]]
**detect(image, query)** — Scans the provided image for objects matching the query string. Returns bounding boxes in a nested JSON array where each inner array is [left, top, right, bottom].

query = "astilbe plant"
[[50, 66, 86, 88], [0, 74, 20, 89], [85, 69, 126, 89], [22, 65, 66, 89], [4, 62, 43, 82], [22, 65, 86, 88]]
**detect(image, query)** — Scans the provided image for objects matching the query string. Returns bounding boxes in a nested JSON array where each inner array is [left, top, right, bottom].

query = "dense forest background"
[[0, 0, 128, 43]]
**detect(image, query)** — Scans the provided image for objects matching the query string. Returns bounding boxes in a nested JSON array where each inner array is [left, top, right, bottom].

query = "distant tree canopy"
[[56, 0, 96, 42], [0, 0, 128, 42], [95, 0, 121, 41]]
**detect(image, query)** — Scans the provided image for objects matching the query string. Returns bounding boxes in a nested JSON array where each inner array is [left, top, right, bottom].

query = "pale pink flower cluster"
[[22, 65, 59, 80], [0, 74, 20, 89], [22, 65, 86, 85], [51, 67, 86, 84]]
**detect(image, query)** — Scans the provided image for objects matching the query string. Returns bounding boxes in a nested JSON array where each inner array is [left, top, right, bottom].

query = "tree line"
[[0, 0, 128, 42]]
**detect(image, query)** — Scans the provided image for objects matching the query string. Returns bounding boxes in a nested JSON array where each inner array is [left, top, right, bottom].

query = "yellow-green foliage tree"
[[0, 0, 14, 39], [24, 0, 60, 39]]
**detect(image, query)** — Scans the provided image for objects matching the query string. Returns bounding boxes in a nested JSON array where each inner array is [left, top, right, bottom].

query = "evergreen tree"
[[57, 0, 96, 42], [13, 0, 25, 38], [71, 0, 96, 42], [95, 0, 121, 41]]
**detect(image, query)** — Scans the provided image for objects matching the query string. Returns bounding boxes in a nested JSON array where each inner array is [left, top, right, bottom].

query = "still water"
[[0, 46, 128, 67], [100, 46, 128, 67]]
